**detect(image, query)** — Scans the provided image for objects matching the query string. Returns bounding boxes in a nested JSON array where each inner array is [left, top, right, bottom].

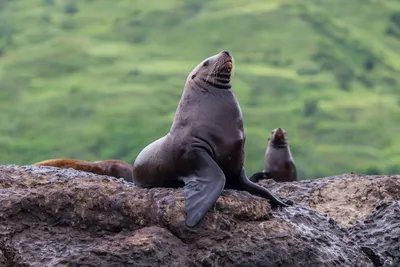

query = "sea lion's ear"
[[191, 74, 196, 79]]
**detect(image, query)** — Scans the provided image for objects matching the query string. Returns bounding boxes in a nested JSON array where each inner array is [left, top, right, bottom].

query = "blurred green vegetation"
[[1, 0, 400, 179]]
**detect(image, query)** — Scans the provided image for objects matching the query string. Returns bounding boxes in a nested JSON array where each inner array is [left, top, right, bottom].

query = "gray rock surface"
[[0, 165, 398, 266], [349, 201, 400, 267]]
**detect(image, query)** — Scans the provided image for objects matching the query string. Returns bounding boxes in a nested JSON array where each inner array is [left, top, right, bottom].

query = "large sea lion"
[[249, 127, 297, 183], [33, 159, 133, 182], [132, 50, 291, 228]]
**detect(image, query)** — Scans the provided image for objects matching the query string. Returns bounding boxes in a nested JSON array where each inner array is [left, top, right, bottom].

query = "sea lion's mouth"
[[225, 60, 233, 73], [274, 130, 288, 141]]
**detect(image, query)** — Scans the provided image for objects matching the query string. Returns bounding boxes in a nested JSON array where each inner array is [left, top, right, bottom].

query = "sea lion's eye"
[[203, 61, 209, 67], [191, 74, 196, 79]]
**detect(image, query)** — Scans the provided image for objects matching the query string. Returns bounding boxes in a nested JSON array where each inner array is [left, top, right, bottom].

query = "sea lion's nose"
[[222, 50, 230, 57]]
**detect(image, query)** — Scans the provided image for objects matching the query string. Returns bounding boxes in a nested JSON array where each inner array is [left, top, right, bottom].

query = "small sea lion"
[[132, 50, 291, 228], [33, 159, 133, 182], [249, 127, 297, 183]]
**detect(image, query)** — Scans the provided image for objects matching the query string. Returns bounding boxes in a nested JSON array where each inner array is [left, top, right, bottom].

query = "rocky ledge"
[[0, 165, 399, 267]]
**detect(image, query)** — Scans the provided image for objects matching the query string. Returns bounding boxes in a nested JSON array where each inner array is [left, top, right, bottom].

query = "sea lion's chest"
[[265, 147, 293, 170], [197, 97, 245, 171], [172, 87, 245, 169]]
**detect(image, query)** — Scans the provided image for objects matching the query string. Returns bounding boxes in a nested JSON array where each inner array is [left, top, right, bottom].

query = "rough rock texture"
[[261, 173, 400, 226], [0, 166, 398, 266], [349, 201, 400, 267]]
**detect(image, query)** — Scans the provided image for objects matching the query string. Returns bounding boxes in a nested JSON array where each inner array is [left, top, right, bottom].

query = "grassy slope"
[[0, 0, 400, 179]]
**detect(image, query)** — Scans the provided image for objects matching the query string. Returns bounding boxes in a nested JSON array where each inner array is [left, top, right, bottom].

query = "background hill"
[[1, 0, 400, 179]]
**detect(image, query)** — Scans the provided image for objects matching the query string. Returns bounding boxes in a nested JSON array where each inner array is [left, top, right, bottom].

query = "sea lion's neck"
[[169, 80, 236, 134], [270, 141, 288, 149], [197, 73, 231, 90]]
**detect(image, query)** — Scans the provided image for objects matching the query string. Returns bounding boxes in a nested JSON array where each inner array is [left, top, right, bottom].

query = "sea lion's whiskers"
[[231, 57, 235, 76], [213, 57, 225, 82], [206, 58, 220, 83]]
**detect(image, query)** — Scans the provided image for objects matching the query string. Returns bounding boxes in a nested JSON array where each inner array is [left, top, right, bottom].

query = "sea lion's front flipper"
[[181, 150, 226, 227], [236, 168, 293, 207]]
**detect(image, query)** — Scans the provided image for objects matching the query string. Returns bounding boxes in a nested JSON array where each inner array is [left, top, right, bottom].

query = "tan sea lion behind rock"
[[33, 159, 133, 182], [250, 127, 297, 183], [132, 50, 292, 228]]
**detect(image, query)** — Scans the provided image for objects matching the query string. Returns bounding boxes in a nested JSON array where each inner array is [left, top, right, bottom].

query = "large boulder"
[[0, 165, 398, 266], [261, 173, 400, 226]]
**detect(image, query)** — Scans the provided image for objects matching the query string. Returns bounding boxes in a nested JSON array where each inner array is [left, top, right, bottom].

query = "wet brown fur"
[[33, 159, 133, 182]]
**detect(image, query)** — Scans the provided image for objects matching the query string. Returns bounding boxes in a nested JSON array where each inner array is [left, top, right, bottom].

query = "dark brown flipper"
[[180, 149, 226, 227], [249, 171, 269, 183], [236, 168, 293, 207]]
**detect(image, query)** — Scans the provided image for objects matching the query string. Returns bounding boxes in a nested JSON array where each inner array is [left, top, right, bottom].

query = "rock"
[[260, 173, 400, 227], [0, 165, 397, 266], [349, 201, 400, 267], [0, 247, 9, 267]]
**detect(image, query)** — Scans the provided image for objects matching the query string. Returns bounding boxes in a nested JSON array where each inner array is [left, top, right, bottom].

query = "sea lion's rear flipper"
[[249, 171, 270, 183], [236, 168, 293, 207], [181, 150, 226, 228], [249, 171, 263, 183]]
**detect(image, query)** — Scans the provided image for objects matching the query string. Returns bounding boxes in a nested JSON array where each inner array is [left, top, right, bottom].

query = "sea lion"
[[33, 159, 133, 182], [249, 127, 297, 183], [132, 50, 291, 228]]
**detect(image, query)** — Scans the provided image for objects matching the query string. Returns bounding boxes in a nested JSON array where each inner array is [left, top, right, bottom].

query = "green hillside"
[[1, 0, 400, 179]]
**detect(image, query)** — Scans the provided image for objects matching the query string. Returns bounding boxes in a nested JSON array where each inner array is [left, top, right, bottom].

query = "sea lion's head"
[[187, 50, 234, 90], [268, 128, 289, 148]]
